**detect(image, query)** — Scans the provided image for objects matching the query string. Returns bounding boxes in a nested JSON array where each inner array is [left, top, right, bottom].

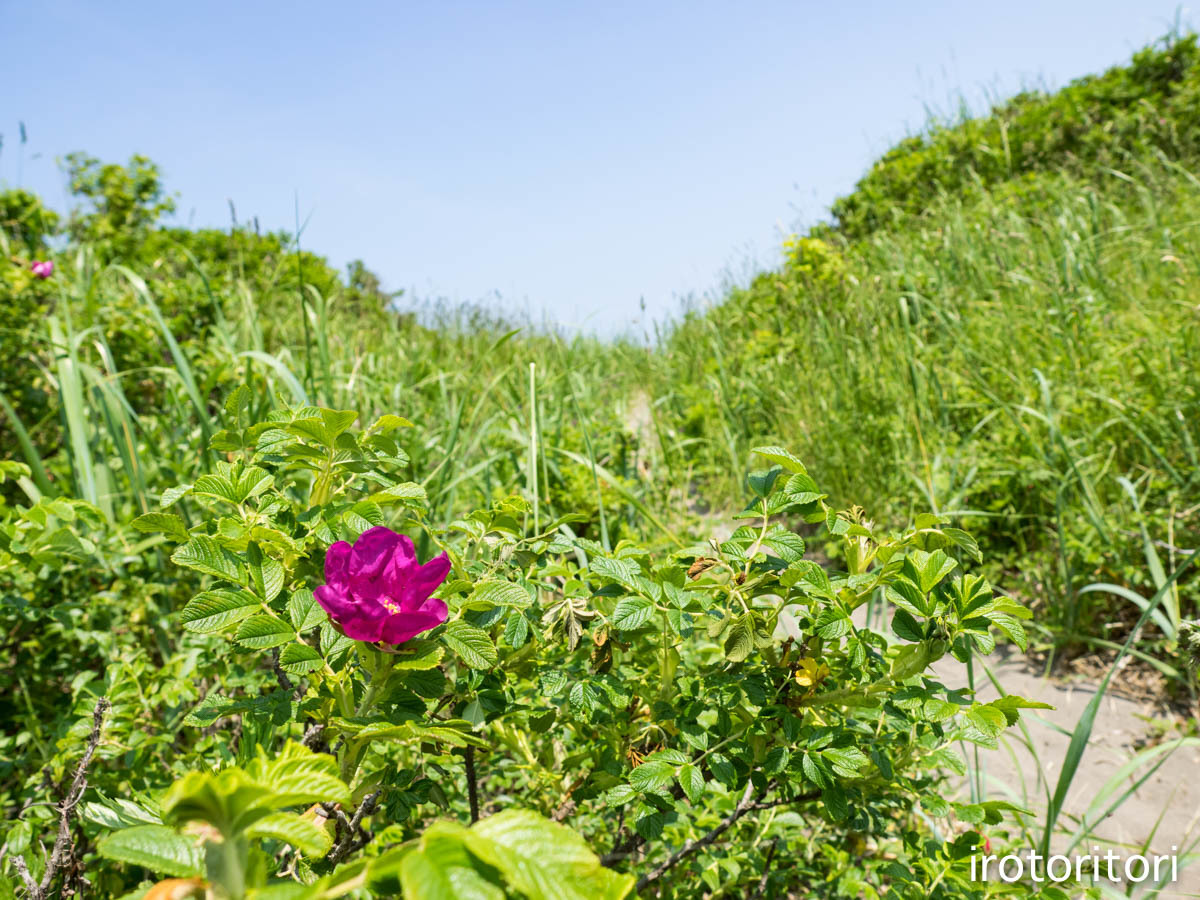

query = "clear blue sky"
[[0, 1, 1188, 332]]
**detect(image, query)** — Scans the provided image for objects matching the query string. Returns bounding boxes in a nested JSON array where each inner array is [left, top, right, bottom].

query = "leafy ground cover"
[[0, 30, 1198, 900]]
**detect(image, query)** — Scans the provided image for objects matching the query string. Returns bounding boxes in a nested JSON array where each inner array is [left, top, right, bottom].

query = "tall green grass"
[[653, 157, 1200, 657], [3, 244, 672, 564]]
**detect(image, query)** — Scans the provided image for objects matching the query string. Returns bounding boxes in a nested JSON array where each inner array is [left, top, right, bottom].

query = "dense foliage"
[[2, 29, 1198, 900]]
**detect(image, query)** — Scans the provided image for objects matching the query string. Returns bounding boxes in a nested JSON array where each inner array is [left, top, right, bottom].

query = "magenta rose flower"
[[314, 526, 450, 645], [30, 260, 53, 279]]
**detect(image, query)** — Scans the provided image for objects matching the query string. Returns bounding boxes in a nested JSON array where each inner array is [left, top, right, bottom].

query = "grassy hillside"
[[647, 34, 1200, 667]]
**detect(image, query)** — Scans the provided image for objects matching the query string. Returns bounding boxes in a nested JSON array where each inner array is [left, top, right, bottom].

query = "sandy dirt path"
[[931, 648, 1200, 897]]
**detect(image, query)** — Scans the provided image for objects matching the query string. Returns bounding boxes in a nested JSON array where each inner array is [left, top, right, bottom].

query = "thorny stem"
[[464, 746, 480, 823], [748, 837, 780, 900], [14, 698, 109, 900], [322, 789, 382, 865], [636, 781, 757, 891]]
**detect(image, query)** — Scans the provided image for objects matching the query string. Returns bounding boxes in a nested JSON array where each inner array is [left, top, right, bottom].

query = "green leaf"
[[605, 784, 637, 806], [391, 639, 445, 670], [953, 802, 985, 825], [890, 639, 945, 680], [253, 742, 352, 807], [95, 825, 203, 877], [927, 747, 967, 776], [331, 719, 486, 749], [724, 614, 755, 663], [747, 465, 783, 498], [987, 695, 1054, 726], [160, 483, 192, 508], [208, 429, 242, 453], [402, 668, 447, 699], [279, 643, 324, 675], [677, 764, 704, 803], [761, 531, 806, 562], [588, 556, 641, 591], [287, 410, 358, 448], [678, 720, 708, 750], [81, 795, 161, 829], [192, 473, 240, 504], [465, 810, 636, 900], [989, 612, 1028, 652], [824, 746, 868, 777], [611, 596, 654, 631], [224, 383, 251, 420], [181, 589, 260, 634], [568, 682, 600, 717], [629, 760, 674, 792], [782, 560, 832, 597], [801, 753, 826, 787], [131, 512, 189, 543], [922, 794, 950, 817], [941, 527, 982, 563], [321, 408, 359, 439], [750, 446, 807, 473], [528, 708, 557, 734], [891, 609, 925, 643], [367, 414, 414, 434], [172, 535, 243, 583], [540, 671, 568, 697], [321, 622, 355, 664], [236, 615, 294, 649], [923, 698, 961, 721], [708, 753, 736, 787], [634, 809, 664, 840], [953, 573, 994, 617], [245, 811, 332, 857], [823, 783, 849, 821], [963, 704, 1009, 742], [373, 482, 428, 505], [503, 610, 530, 649], [465, 579, 532, 610], [782, 471, 823, 503], [886, 580, 927, 617], [815, 608, 851, 639], [247, 542, 285, 602], [907, 549, 957, 594], [764, 746, 790, 775], [193, 465, 272, 505], [288, 589, 328, 632], [443, 621, 498, 669], [393, 827, 506, 900]]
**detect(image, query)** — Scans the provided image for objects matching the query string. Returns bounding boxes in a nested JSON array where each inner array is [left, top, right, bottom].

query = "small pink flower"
[[30, 260, 54, 279]]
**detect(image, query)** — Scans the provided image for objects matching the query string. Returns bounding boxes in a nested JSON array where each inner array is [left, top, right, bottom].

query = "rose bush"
[[0, 396, 1066, 898]]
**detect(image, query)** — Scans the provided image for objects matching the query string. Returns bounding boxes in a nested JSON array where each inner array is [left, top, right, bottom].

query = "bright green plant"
[[4, 391, 1068, 897]]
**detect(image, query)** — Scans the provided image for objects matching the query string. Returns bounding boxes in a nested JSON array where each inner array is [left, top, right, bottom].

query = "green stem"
[[357, 652, 395, 717], [658, 609, 671, 699], [334, 672, 355, 718], [339, 651, 396, 784]]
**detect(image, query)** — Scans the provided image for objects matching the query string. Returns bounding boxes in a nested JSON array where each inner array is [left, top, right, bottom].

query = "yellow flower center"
[[380, 596, 401, 614]]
